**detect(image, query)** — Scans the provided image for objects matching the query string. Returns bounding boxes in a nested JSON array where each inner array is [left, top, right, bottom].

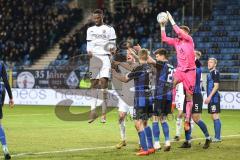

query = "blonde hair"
[[208, 57, 217, 64], [195, 50, 202, 57], [138, 49, 149, 61]]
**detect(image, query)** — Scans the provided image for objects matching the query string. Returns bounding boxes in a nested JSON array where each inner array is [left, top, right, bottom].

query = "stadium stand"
[[0, 0, 82, 68], [17, 0, 238, 89], [192, 0, 240, 90]]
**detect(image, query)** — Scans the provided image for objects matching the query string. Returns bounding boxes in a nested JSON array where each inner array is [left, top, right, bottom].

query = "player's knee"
[[134, 121, 142, 132], [178, 113, 183, 119], [212, 113, 219, 120], [119, 112, 126, 121], [119, 118, 125, 124], [143, 120, 148, 127], [101, 89, 108, 100], [160, 116, 167, 123], [192, 114, 200, 123]]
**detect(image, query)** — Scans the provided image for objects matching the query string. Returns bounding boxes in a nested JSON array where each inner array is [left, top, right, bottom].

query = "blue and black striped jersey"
[[207, 69, 220, 104], [127, 64, 152, 108], [194, 60, 202, 94], [154, 61, 174, 101]]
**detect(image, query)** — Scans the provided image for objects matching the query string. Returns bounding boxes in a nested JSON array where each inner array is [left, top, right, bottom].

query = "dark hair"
[[93, 9, 103, 15], [180, 25, 190, 34], [154, 48, 168, 58]]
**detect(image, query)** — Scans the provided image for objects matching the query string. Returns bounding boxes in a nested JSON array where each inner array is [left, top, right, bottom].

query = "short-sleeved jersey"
[[127, 64, 152, 108], [194, 60, 202, 94], [154, 61, 174, 101], [207, 69, 220, 104], [86, 24, 116, 55]]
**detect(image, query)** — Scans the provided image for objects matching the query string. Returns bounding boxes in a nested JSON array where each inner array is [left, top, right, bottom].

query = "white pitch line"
[[6, 114, 51, 117], [8, 134, 240, 158], [11, 146, 115, 158]]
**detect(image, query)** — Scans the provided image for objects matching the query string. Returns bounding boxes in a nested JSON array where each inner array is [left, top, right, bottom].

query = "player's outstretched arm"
[[111, 69, 130, 83], [112, 60, 134, 71], [147, 55, 156, 65], [160, 22, 176, 46], [119, 62, 135, 71], [1, 64, 14, 108], [166, 11, 192, 41]]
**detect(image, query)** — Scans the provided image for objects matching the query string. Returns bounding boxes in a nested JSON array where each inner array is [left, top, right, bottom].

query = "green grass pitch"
[[1, 105, 240, 160]]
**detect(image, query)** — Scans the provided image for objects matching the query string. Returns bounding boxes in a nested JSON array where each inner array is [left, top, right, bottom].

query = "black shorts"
[[133, 106, 153, 121], [192, 93, 203, 113], [183, 93, 203, 114], [208, 102, 221, 114], [0, 90, 6, 119], [153, 99, 172, 116]]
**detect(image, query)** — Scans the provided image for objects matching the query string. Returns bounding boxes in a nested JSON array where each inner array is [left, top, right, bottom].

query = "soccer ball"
[[157, 12, 168, 24]]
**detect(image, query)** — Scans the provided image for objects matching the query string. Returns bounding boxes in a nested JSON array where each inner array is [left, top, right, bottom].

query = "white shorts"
[[118, 98, 129, 113], [175, 94, 185, 111], [118, 98, 133, 116], [89, 55, 111, 79]]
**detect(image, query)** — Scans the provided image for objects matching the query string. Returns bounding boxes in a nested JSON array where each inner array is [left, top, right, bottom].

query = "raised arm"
[[166, 11, 192, 41], [160, 23, 176, 46]]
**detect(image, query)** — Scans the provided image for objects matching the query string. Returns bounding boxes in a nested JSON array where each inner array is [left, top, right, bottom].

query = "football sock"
[[214, 119, 221, 140], [152, 122, 160, 142], [162, 122, 170, 141], [144, 126, 153, 149]]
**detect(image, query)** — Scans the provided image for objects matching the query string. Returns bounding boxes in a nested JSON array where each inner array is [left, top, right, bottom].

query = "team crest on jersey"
[[211, 105, 216, 112], [102, 29, 106, 33]]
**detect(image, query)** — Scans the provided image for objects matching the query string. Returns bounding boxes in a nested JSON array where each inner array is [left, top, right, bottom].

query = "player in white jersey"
[[112, 43, 140, 149], [86, 9, 116, 123], [173, 82, 185, 141]]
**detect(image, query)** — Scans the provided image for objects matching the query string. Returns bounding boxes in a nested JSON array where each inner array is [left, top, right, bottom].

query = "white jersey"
[[86, 24, 116, 55]]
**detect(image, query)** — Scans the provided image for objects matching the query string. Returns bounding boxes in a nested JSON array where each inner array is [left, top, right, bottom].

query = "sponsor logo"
[[66, 71, 79, 89], [17, 72, 35, 89]]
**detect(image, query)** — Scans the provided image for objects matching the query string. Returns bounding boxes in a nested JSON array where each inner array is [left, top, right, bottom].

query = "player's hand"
[[88, 51, 93, 59], [9, 98, 14, 108], [160, 22, 166, 28], [133, 44, 141, 52], [204, 97, 211, 104], [166, 11, 176, 25]]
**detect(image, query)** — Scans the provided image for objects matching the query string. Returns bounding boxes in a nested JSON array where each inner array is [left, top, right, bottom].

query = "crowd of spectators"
[[0, 0, 82, 67], [55, 0, 204, 64]]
